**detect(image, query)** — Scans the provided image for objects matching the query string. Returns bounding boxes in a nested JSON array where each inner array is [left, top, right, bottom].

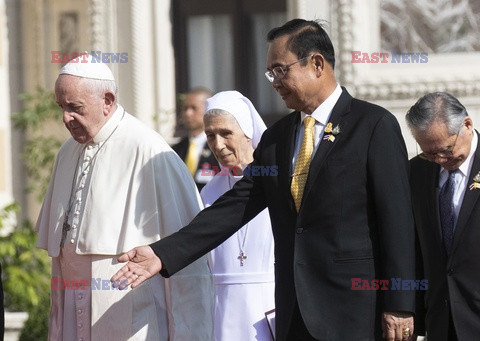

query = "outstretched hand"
[[111, 245, 162, 289]]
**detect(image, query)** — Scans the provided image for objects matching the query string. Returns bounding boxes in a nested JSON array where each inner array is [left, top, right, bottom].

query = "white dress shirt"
[[190, 132, 208, 162], [292, 84, 343, 170]]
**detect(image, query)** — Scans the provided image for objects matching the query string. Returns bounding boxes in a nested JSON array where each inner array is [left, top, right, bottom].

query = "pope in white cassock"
[[200, 91, 275, 340], [35, 54, 214, 340]]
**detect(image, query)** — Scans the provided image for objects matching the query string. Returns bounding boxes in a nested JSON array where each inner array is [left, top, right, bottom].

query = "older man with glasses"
[[112, 18, 417, 341], [406, 91, 480, 341]]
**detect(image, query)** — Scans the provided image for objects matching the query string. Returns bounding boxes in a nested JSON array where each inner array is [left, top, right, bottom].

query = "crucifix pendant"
[[60, 218, 71, 248], [237, 251, 247, 266]]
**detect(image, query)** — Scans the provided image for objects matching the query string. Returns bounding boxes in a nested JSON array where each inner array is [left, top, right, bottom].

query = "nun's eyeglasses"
[[265, 55, 311, 83]]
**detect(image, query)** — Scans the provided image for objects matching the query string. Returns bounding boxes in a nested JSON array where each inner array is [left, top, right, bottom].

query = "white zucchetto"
[[59, 53, 115, 81]]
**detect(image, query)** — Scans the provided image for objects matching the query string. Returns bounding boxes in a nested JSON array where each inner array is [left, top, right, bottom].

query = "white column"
[[89, 0, 104, 51], [0, 0, 14, 219], [0, 0, 12, 203], [89, 0, 121, 96], [287, 0, 331, 22], [153, 0, 176, 140], [130, 0, 156, 128]]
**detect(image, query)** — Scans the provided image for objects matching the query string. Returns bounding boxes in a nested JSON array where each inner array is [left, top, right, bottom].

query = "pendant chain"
[[60, 110, 124, 247], [228, 173, 248, 266]]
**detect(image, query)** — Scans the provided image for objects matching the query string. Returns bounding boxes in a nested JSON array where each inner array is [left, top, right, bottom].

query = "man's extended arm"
[[112, 144, 269, 287]]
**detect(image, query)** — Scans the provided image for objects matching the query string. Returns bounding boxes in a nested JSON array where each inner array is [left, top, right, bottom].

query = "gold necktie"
[[291, 116, 316, 212], [185, 140, 198, 176]]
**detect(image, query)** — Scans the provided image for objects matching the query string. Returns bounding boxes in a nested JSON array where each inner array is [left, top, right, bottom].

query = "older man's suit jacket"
[[172, 137, 219, 191], [410, 133, 480, 340], [152, 88, 416, 340]]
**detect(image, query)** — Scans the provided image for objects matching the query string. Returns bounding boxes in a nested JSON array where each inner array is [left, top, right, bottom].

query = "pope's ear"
[[104, 91, 116, 112]]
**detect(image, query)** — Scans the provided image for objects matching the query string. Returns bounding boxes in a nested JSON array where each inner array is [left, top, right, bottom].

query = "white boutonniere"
[[469, 170, 480, 190], [323, 122, 341, 142]]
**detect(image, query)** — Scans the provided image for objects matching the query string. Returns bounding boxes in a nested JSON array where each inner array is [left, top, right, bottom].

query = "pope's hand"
[[111, 246, 162, 289]]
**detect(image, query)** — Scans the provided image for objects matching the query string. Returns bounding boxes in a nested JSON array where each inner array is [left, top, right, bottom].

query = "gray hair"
[[406, 92, 467, 135], [80, 77, 118, 103], [204, 108, 230, 118], [203, 109, 246, 136]]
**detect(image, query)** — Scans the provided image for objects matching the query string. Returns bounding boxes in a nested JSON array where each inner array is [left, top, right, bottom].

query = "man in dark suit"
[[112, 19, 416, 340], [407, 92, 480, 340], [172, 87, 219, 190]]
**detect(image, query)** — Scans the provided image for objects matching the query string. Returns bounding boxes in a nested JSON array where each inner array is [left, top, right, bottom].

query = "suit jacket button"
[[296, 227, 304, 234], [448, 268, 454, 275]]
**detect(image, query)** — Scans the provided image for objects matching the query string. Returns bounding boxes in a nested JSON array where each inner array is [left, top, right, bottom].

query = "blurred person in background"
[[173, 87, 219, 190]]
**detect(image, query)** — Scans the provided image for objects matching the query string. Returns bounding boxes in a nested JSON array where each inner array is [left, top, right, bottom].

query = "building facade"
[[0, 0, 479, 221]]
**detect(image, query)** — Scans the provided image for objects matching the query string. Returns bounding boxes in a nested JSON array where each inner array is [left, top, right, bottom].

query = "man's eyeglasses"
[[418, 127, 461, 160], [265, 55, 312, 83]]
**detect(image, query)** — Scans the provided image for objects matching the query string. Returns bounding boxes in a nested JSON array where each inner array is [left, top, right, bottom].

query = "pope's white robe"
[[200, 171, 275, 341], [36, 105, 214, 340]]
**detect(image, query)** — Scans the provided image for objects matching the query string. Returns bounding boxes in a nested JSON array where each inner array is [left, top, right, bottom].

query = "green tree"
[[11, 87, 62, 201], [0, 203, 50, 312], [0, 203, 50, 341], [1, 87, 63, 339], [18, 291, 49, 341]]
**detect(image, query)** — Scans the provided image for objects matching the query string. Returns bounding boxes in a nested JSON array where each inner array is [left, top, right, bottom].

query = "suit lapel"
[[300, 89, 351, 211], [451, 133, 480, 257]]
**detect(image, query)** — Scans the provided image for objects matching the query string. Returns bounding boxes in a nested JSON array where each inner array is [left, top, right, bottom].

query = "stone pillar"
[[4, 312, 29, 341], [130, 0, 156, 128], [287, 0, 331, 23], [152, 0, 176, 141], [0, 0, 13, 209]]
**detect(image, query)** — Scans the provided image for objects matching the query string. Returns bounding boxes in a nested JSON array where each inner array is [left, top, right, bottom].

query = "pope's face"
[[204, 114, 254, 169], [55, 75, 110, 144]]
